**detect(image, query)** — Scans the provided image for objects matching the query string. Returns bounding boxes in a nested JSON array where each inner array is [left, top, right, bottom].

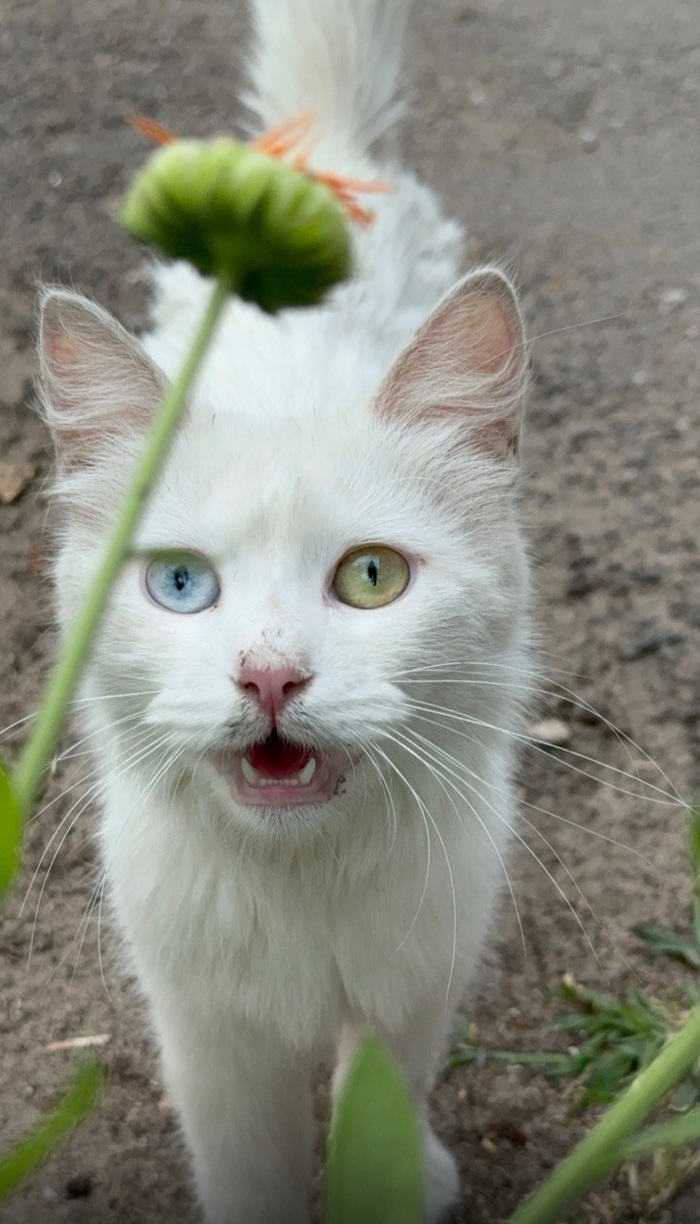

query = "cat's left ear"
[[375, 268, 528, 458], [38, 289, 166, 469]]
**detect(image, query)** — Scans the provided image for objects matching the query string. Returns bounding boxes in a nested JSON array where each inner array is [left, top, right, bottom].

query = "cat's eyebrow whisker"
[[527, 313, 625, 347], [484, 313, 626, 371], [402, 696, 684, 809]]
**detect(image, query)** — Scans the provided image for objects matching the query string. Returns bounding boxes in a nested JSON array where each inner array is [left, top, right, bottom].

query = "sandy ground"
[[1, 0, 699, 1220]]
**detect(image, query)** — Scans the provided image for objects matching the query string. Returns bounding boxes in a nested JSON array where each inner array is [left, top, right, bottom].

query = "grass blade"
[[0, 1059, 104, 1197], [0, 756, 23, 896]]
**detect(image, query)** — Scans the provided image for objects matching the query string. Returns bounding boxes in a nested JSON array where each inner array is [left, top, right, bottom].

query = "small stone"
[[65, 1174, 93, 1199], [631, 369, 648, 386], [0, 461, 36, 504], [566, 565, 596, 597], [659, 287, 689, 309], [579, 127, 599, 151], [619, 621, 685, 661], [630, 564, 661, 586], [530, 718, 571, 746], [485, 1118, 528, 1147], [568, 425, 598, 452], [544, 56, 565, 79]]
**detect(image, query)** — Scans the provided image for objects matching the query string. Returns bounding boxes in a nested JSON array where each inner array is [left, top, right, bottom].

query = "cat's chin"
[[213, 734, 348, 809]]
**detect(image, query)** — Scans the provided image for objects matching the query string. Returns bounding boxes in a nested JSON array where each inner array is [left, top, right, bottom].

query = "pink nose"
[[237, 667, 310, 722]]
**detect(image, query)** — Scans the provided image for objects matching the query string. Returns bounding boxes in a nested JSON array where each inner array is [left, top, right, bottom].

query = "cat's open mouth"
[[216, 730, 344, 808]]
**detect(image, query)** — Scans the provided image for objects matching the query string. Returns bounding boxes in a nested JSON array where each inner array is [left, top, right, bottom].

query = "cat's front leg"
[[155, 1008, 315, 1224], [335, 1006, 461, 1224]]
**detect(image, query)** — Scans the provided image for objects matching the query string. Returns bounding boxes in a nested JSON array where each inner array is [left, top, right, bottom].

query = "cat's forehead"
[[138, 396, 427, 561]]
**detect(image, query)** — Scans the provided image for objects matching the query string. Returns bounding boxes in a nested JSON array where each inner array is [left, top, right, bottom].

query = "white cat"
[[38, 1, 532, 1220]]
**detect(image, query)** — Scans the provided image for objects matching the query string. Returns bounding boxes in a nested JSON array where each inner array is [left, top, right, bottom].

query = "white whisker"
[[388, 724, 601, 966], [370, 741, 455, 997]]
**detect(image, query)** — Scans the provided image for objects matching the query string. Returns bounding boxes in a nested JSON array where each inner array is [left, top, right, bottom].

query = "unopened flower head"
[[121, 137, 352, 313]]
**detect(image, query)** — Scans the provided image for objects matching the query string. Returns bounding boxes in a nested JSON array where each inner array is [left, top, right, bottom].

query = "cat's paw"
[[424, 1128, 460, 1223]]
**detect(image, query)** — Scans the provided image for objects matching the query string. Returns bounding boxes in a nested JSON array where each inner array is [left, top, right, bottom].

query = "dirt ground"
[[1, 0, 699, 1221]]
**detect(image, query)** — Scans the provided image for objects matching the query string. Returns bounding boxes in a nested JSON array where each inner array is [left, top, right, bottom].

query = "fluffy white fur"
[[38, 2, 533, 1221]]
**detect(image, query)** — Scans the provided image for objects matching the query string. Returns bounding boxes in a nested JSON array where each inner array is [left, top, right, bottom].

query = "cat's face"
[[40, 271, 529, 835]]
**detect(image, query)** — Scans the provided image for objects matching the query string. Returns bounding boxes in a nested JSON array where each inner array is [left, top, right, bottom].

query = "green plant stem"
[[508, 1004, 700, 1224], [13, 272, 232, 815]]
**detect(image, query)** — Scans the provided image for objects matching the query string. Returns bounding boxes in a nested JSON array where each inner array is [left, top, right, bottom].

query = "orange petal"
[[131, 114, 178, 146]]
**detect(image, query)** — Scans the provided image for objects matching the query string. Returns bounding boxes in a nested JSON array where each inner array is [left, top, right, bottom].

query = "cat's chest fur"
[[100, 757, 506, 1048]]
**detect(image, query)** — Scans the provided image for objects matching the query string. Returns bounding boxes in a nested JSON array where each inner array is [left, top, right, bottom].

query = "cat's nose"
[[237, 666, 311, 722]]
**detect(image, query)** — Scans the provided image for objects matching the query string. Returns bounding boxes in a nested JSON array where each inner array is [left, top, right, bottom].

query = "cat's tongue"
[[247, 732, 312, 779]]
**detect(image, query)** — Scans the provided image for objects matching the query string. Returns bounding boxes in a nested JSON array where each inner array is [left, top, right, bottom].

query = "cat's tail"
[[244, 0, 411, 164]]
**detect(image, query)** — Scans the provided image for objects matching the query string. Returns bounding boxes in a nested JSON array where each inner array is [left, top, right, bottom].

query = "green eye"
[[332, 546, 410, 610]]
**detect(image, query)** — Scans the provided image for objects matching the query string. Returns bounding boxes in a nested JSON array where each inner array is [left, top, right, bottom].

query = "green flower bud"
[[121, 138, 352, 312]]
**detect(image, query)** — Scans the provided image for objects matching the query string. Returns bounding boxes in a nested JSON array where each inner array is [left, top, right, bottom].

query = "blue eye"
[[145, 554, 220, 613]]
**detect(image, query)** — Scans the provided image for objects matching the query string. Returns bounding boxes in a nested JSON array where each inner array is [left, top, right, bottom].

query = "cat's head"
[[38, 269, 530, 839]]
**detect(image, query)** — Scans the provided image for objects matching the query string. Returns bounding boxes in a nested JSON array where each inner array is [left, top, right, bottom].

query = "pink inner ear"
[[466, 292, 522, 378], [46, 330, 77, 373], [374, 272, 527, 459], [39, 293, 170, 468]]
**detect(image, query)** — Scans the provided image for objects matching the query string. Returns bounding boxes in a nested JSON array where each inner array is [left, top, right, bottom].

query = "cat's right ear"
[[375, 268, 528, 460], [38, 290, 166, 469]]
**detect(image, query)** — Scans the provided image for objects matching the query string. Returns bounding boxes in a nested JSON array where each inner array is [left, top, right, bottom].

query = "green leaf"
[[618, 1105, 700, 1161], [579, 1051, 639, 1106], [634, 923, 700, 970], [0, 1058, 104, 1197], [327, 1037, 423, 1224], [0, 756, 23, 896]]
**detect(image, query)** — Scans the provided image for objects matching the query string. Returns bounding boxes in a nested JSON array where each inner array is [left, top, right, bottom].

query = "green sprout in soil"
[[446, 801, 700, 1223], [448, 977, 699, 1111]]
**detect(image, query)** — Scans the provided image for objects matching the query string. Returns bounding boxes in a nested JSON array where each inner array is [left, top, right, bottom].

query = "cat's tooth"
[[241, 756, 260, 786], [298, 757, 317, 786]]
